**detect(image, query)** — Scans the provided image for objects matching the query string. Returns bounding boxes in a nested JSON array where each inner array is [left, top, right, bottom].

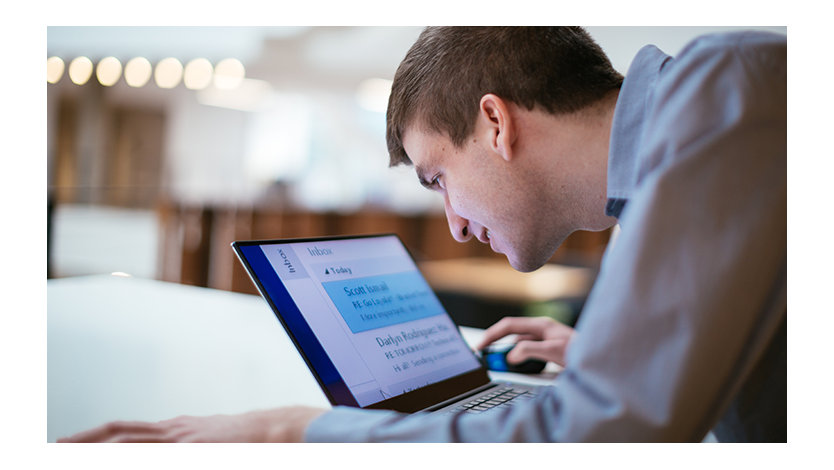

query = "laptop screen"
[[233, 234, 486, 411]]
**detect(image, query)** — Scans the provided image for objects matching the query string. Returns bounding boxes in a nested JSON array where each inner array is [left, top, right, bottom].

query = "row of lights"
[[46, 56, 246, 90]]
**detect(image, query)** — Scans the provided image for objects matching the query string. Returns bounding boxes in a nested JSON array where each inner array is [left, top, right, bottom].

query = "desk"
[[47, 275, 556, 442], [419, 258, 595, 329], [420, 258, 594, 304], [48, 275, 330, 442]]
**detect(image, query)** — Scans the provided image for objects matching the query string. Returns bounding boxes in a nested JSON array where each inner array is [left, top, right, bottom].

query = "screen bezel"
[[231, 233, 491, 413]]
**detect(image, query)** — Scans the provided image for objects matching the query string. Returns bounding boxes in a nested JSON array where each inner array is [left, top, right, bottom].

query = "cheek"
[[444, 180, 477, 219], [448, 161, 524, 230], [490, 185, 526, 226]]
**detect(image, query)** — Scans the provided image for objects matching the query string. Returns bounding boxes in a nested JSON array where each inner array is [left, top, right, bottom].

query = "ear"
[[478, 93, 517, 162]]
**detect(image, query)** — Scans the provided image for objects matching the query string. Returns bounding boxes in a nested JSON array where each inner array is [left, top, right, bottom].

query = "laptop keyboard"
[[450, 385, 537, 414]]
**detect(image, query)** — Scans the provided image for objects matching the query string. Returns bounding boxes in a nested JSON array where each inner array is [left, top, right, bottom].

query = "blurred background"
[[46, 26, 786, 328]]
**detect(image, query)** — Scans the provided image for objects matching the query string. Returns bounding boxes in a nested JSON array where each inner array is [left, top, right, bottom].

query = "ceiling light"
[[68, 56, 93, 85], [184, 58, 213, 90], [154, 57, 183, 89], [124, 57, 152, 87], [96, 56, 122, 87], [197, 78, 272, 112], [47, 56, 65, 84], [356, 78, 393, 113], [214, 58, 245, 90]]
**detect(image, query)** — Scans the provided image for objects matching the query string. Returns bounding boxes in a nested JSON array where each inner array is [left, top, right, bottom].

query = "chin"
[[505, 252, 547, 273], [504, 234, 567, 273]]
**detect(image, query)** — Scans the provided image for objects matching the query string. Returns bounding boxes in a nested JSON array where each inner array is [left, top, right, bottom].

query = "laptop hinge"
[[420, 383, 499, 412]]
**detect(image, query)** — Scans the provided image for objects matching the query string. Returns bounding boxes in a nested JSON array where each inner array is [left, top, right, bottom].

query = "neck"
[[531, 91, 620, 232]]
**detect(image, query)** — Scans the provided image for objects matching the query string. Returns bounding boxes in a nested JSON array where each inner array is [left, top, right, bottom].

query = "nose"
[[444, 194, 472, 243]]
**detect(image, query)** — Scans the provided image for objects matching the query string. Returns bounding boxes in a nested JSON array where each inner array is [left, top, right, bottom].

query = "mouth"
[[483, 229, 499, 253]]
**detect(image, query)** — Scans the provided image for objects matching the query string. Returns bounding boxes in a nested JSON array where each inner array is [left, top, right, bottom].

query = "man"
[[61, 27, 786, 442]]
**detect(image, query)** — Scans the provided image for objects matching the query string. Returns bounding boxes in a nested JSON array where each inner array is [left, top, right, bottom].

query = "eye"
[[418, 170, 444, 191], [430, 174, 443, 190]]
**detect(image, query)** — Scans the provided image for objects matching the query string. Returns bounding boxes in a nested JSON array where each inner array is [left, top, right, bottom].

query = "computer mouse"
[[479, 343, 547, 374]]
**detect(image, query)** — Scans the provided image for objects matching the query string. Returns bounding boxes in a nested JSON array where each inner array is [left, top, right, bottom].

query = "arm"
[[59, 407, 326, 443]]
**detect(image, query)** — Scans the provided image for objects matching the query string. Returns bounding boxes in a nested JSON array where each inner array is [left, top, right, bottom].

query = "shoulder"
[[661, 30, 785, 113], [658, 30, 786, 98], [672, 31, 785, 71], [677, 30, 785, 56], [635, 31, 786, 180]]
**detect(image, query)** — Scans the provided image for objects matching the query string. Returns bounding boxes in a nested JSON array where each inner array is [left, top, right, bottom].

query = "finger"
[[103, 432, 175, 443], [506, 339, 567, 366], [58, 420, 164, 443], [476, 317, 547, 350], [513, 333, 537, 343], [107, 417, 210, 443]]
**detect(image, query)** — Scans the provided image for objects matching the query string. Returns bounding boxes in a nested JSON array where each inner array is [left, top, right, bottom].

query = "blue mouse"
[[479, 343, 547, 374]]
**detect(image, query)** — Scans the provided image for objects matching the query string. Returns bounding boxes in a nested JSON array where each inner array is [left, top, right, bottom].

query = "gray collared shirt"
[[305, 30, 786, 442]]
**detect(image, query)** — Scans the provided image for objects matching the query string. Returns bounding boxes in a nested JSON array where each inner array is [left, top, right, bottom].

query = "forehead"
[[401, 127, 454, 172]]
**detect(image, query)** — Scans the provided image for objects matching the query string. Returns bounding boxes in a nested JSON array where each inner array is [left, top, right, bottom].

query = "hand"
[[57, 406, 327, 443], [476, 316, 575, 367]]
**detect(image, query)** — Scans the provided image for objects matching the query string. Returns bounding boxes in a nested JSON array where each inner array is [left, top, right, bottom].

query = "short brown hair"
[[386, 27, 624, 166]]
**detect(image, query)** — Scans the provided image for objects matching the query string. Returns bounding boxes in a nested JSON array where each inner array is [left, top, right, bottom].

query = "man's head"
[[387, 27, 622, 271], [387, 27, 623, 166]]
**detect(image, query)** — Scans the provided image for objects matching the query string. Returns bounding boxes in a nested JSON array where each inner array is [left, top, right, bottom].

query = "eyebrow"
[[414, 165, 434, 189]]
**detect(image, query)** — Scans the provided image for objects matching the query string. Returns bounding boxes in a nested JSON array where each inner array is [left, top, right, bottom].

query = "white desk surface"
[[47, 275, 558, 443]]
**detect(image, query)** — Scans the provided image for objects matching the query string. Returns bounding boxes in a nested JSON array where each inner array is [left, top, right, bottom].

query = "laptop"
[[232, 233, 550, 414]]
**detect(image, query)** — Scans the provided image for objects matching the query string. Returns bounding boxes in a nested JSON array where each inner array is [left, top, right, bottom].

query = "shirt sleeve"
[[305, 31, 786, 443], [306, 389, 572, 443]]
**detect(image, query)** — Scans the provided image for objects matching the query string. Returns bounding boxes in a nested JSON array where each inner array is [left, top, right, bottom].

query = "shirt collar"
[[606, 45, 672, 213]]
